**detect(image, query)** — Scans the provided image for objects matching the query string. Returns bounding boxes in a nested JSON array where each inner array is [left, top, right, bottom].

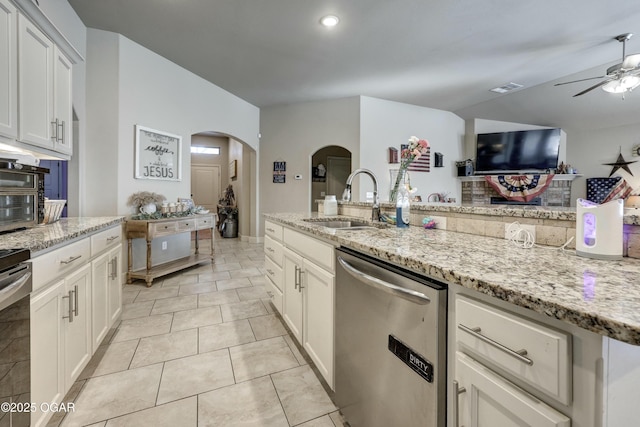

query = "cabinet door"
[[108, 245, 122, 325], [0, 0, 17, 139], [282, 247, 303, 342], [455, 352, 570, 427], [302, 259, 334, 389], [31, 280, 64, 427], [18, 13, 53, 148], [63, 263, 92, 388], [53, 45, 72, 155], [91, 251, 110, 353]]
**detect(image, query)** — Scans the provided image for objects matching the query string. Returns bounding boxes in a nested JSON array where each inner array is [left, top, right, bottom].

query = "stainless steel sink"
[[303, 219, 381, 230]]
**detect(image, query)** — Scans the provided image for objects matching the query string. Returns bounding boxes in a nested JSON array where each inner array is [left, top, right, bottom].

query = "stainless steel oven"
[[0, 160, 48, 232], [0, 248, 31, 427], [335, 247, 447, 427]]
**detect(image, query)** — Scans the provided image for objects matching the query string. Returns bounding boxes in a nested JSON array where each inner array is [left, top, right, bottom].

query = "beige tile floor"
[[50, 238, 342, 427]]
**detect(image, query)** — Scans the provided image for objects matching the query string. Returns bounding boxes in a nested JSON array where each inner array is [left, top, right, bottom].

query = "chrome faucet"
[[342, 168, 380, 221]]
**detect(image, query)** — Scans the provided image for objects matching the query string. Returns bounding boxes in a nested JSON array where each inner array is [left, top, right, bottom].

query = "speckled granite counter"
[[265, 212, 640, 346], [0, 217, 125, 254]]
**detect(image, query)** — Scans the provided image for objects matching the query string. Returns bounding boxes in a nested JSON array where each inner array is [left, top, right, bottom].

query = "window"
[[191, 146, 220, 155]]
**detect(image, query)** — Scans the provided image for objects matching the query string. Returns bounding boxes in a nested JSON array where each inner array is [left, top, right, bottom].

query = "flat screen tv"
[[475, 128, 561, 173]]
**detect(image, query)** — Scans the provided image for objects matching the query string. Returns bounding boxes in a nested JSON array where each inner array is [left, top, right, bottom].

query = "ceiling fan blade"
[[622, 53, 640, 70], [554, 76, 605, 86], [573, 79, 612, 97]]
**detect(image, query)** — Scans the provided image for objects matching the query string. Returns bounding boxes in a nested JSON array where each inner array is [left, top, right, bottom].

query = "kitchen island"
[[265, 211, 640, 345]]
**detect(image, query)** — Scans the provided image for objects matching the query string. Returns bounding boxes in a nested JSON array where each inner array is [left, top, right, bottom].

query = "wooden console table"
[[125, 214, 214, 287]]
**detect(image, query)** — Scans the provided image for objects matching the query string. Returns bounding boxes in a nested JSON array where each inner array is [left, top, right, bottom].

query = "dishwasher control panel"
[[388, 335, 433, 382]]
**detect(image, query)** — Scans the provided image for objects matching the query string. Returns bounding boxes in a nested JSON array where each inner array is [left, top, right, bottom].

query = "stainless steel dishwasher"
[[335, 247, 447, 427]]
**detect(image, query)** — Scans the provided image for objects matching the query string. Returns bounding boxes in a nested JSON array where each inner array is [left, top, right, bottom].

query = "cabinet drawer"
[[31, 238, 91, 292], [265, 275, 283, 315], [456, 295, 571, 405], [196, 215, 214, 230], [149, 221, 177, 237], [265, 220, 283, 241], [264, 256, 282, 292], [177, 218, 196, 232], [283, 228, 333, 271], [90, 225, 122, 256], [264, 235, 283, 266]]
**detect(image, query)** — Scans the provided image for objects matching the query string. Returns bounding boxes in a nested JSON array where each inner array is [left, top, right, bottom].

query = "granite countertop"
[[0, 217, 125, 255], [326, 200, 640, 225], [265, 212, 640, 346]]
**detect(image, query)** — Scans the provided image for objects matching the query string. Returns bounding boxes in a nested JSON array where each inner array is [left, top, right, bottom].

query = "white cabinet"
[[263, 222, 284, 312], [282, 247, 303, 341], [0, 0, 17, 139], [16, 12, 72, 155], [63, 263, 92, 386], [455, 352, 570, 427], [30, 224, 123, 427], [91, 244, 122, 352], [30, 263, 92, 427], [280, 226, 335, 389], [30, 279, 64, 427]]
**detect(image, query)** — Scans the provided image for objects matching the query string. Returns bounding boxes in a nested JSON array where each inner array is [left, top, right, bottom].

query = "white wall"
[[84, 30, 260, 217], [566, 123, 640, 201], [359, 96, 466, 203], [259, 97, 361, 223]]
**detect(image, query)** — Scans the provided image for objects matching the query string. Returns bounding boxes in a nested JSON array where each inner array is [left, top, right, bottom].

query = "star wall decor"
[[603, 153, 637, 177]]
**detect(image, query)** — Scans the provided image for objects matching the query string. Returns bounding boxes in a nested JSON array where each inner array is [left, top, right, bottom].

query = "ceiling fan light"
[[602, 80, 627, 93]]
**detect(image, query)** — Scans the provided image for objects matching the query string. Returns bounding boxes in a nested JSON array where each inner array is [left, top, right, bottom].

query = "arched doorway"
[[191, 131, 258, 241], [310, 146, 352, 212]]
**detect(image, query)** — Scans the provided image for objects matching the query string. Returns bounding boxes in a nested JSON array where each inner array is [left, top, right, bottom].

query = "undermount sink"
[[303, 219, 381, 230]]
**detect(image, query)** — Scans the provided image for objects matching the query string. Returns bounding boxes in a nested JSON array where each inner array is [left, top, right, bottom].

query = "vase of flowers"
[[389, 136, 430, 202]]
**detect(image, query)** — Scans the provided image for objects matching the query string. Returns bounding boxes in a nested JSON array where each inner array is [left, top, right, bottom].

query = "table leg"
[[195, 230, 199, 255], [127, 238, 133, 284], [210, 226, 215, 258], [146, 238, 152, 274]]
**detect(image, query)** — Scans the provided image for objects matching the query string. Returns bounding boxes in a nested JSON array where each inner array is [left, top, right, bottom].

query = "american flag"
[[407, 147, 430, 172]]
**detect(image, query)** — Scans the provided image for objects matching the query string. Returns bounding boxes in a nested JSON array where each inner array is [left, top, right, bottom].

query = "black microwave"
[[0, 160, 48, 233]]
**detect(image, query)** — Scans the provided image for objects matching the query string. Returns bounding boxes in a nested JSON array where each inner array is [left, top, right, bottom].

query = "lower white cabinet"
[[91, 244, 122, 352], [455, 352, 570, 427], [31, 263, 92, 427], [280, 227, 335, 389], [30, 225, 123, 427]]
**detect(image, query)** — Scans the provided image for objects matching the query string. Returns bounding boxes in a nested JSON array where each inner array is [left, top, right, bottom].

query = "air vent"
[[490, 82, 524, 94]]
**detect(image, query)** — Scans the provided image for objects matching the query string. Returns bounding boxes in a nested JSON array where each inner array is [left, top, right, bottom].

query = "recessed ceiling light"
[[490, 82, 524, 94], [320, 15, 340, 27]]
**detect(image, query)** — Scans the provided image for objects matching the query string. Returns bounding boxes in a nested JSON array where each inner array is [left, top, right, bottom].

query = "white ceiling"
[[67, 0, 640, 131]]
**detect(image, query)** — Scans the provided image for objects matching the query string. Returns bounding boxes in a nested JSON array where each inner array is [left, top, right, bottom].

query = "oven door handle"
[[0, 265, 31, 301], [338, 256, 431, 305]]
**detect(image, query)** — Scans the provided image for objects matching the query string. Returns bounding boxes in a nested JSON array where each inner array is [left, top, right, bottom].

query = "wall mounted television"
[[475, 128, 561, 174]]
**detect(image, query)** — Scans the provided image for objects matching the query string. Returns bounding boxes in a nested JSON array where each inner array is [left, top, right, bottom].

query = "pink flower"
[[418, 139, 429, 149]]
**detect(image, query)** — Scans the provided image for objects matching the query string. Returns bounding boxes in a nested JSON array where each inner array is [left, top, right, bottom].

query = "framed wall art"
[[135, 125, 182, 181], [229, 160, 238, 179]]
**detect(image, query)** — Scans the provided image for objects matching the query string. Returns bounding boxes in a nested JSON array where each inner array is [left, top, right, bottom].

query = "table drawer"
[[149, 221, 177, 237], [265, 275, 283, 315], [264, 235, 283, 266], [177, 218, 196, 232], [91, 225, 122, 257], [31, 238, 91, 292], [265, 220, 283, 241], [283, 227, 333, 271], [196, 215, 214, 230], [264, 256, 282, 292], [456, 295, 571, 405]]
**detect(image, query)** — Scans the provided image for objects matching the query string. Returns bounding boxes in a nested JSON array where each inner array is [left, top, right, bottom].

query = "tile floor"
[[50, 238, 342, 427]]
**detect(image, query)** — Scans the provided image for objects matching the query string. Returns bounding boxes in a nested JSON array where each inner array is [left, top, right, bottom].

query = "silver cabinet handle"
[[51, 119, 58, 141], [337, 256, 431, 305], [63, 289, 74, 322], [60, 255, 82, 265], [458, 324, 534, 366], [266, 269, 274, 275], [107, 235, 119, 242], [110, 257, 118, 280], [266, 247, 275, 253], [266, 227, 275, 233], [294, 266, 300, 289], [298, 268, 304, 292], [453, 380, 466, 427], [57, 120, 65, 143], [73, 285, 79, 316]]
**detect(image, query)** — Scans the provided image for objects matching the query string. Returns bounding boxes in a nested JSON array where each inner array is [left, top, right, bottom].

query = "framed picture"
[[135, 125, 182, 181], [229, 160, 237, 179]]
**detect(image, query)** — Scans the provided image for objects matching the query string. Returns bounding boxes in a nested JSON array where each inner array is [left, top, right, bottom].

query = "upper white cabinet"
[[17, 13, 72, 155], [0, 0, 17, 139]]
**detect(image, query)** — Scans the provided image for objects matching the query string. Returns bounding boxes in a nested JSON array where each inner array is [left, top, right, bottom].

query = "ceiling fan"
[[555, 33, 640, 97]]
